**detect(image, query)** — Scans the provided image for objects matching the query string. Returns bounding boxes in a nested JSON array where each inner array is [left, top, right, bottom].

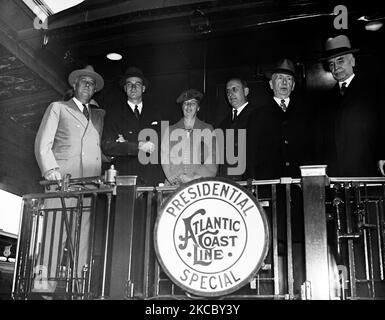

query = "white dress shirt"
[[273, 97, 290, 111], [127, 101, 143, 115]]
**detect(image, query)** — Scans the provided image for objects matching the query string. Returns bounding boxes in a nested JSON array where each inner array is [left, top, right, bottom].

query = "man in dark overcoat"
[[246, 59, 314, 180], [101, 67, 165, 298], [101, 66, 165, 186], [317, 35, 385, 298], [317, 35, 384, 177], [246, 58, 314, 296]]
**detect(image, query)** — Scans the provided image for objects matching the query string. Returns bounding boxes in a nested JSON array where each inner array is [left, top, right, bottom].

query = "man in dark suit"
[[246, 59, 313, 296], [217, 77, 256, 181], [317, 35, 385, 298], [101, 67, 165, 298], [318, 35, 384, 177], [101, 66, 165, 186], [247, 59, 314, 180]]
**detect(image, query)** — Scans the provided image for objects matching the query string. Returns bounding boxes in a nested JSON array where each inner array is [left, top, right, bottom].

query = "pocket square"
[[151, 121, 158, 125]]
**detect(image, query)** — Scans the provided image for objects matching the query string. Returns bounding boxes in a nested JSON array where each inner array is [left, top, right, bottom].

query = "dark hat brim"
[[119, 72, 150, 89], [265, 68, 296, 79], [176, 90, 204, 104], [319, 47, 359, 61], [68, 69, 104, 92]]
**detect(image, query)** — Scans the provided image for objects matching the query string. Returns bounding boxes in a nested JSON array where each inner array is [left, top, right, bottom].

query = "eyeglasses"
[[125, 82, 143, 89]]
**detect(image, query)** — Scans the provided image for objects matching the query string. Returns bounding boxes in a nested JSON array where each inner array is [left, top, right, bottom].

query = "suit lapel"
[[66, 99, 89, 128], [341, 76, 358, 104], [140, 103, 153, 124], [335, 76, 357, 106]]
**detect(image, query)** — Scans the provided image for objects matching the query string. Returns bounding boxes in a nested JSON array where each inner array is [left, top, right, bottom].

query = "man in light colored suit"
[[34, 65, 105, 293], [35, 65, 104, 180]]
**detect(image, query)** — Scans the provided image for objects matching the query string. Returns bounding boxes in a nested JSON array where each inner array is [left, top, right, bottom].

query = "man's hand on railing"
[[378, 160, 385, 176], [44, 168, 62, 181]]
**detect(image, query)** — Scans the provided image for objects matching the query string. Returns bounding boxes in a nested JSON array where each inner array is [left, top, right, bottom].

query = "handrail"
[[22, 186, 114, 200]]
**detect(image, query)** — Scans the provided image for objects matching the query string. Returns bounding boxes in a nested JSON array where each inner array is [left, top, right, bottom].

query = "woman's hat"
[[68, 65, 104, 92], [176, 89, 203, 104], [319, 35, 359, 61]]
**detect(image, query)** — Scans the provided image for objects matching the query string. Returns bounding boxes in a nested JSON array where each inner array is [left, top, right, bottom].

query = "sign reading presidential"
[[154, 177, 270, 297]]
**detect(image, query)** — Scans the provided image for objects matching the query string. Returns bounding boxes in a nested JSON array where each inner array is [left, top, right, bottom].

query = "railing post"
[[108, 175, 137, 299], [300, 165, 330, 300]]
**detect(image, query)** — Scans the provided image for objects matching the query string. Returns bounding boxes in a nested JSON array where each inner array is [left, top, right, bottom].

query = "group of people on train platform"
[[34, 34, 385, 189], [31, 33, 385, 296]]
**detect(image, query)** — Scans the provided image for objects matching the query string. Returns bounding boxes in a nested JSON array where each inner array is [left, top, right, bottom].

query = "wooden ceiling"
[[0, 44, 59, 131]]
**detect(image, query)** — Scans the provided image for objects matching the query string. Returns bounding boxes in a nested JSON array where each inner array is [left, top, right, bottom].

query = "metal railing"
[[326, 177, 385, 300], [12, 175, 114, 300], [12, 167, 385, 300], [141, 179, 302, 300]]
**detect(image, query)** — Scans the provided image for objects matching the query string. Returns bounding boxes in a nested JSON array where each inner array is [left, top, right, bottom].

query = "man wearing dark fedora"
[[245, 58, 314, 296], [246, 58, 314, 180], [34, 65, 106, 292], [317, 34, 384, 177], [101, 66, 165, 185], [101, 67, 165, 298]]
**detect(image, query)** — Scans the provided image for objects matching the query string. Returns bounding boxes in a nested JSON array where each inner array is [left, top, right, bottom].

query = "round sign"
[[154, 177, 270, 297]]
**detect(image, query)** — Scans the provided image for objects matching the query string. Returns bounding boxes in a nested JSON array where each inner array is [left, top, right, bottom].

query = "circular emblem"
[[154, 177, 270, 297]]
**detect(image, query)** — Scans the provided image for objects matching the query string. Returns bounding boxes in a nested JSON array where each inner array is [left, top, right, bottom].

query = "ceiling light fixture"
[[365, 21, 383, 31], [357, 14, 385, 31], [106, 53, 122, 61]]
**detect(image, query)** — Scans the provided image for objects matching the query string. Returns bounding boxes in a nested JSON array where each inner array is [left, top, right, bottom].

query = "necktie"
[[340, 82, 347, 96], [280, 99, 287, 112], [82, 104, 89, 121], [134, 105, 140, 119], [232, 109, 238, 122]]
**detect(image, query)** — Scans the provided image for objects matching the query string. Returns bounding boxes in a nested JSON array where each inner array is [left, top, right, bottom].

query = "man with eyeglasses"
[[101, 66, 165, 186], [34, 65, 105, 292], [317, 35, 385, 177]]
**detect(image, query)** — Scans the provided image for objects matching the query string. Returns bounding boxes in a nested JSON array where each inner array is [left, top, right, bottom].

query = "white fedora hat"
[[68, 65, 104, 92]]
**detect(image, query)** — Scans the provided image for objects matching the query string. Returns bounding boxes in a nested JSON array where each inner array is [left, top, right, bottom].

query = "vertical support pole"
[[108, 176, 137, 299], [300, 165, 330, 300], [100, 192, 113, 299]]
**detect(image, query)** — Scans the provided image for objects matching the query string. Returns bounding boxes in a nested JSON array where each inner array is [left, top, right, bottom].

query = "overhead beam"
[[0, 19, 67, 96], [47, 0, 223, 29]]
